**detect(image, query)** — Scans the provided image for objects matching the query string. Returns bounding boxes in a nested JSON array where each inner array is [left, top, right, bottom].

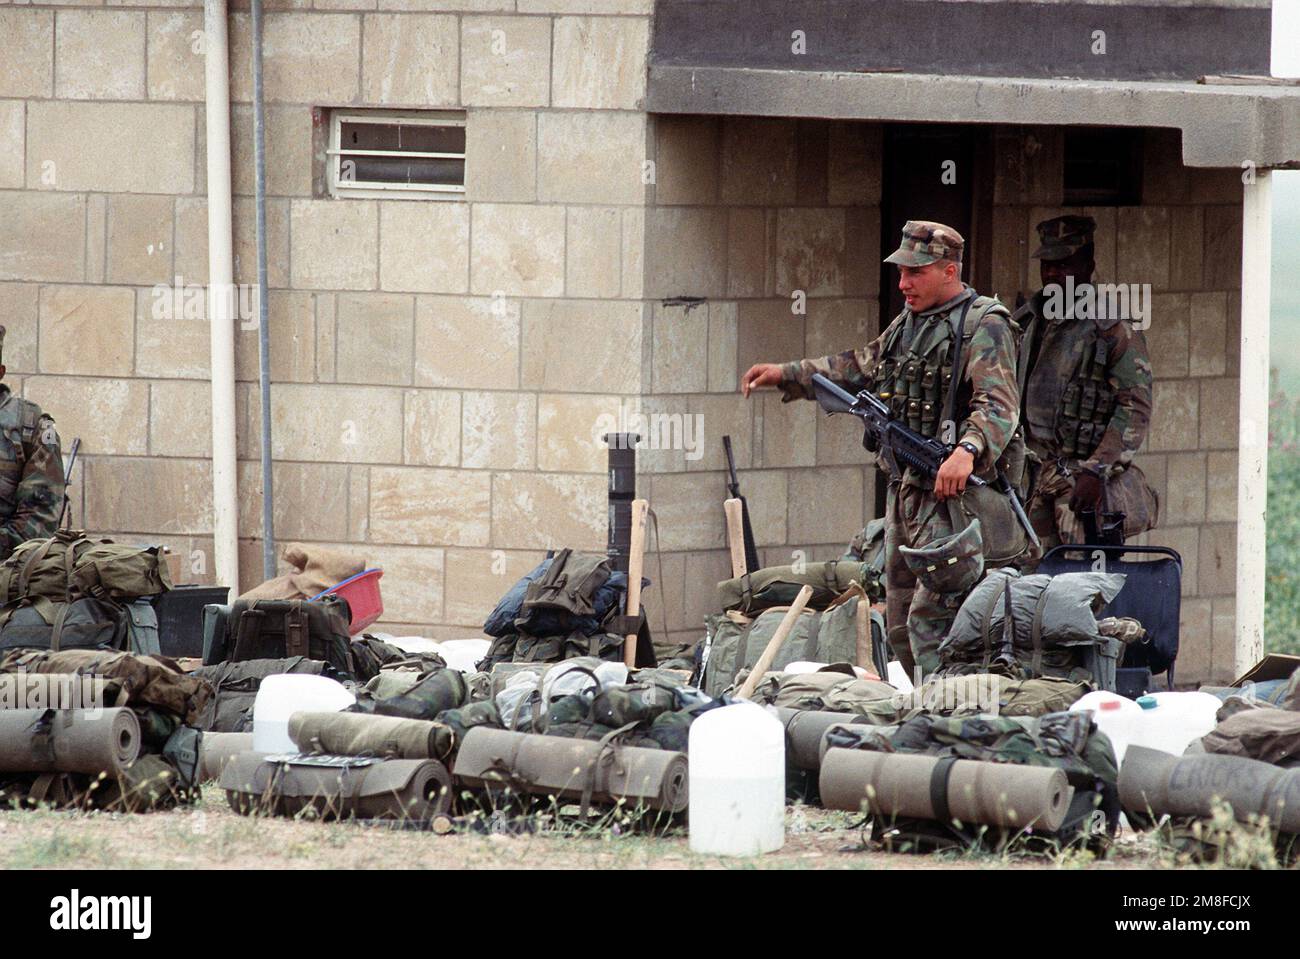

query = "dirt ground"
[[0, 796, 1188, 870]]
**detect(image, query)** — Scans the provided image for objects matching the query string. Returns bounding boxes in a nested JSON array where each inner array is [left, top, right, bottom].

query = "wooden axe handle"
[[623, 498, 649, 668], [736, 584, 814, 700], [724, 498, 747, 578]]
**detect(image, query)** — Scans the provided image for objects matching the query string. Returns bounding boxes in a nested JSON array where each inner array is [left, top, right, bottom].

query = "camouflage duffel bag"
[[0, 529, 172, 604], [716, 560, 881, 615]]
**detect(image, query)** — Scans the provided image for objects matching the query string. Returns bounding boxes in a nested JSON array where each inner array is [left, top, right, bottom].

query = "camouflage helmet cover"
[[883, 220, 965, 267], [1032, 214, 1097, 261], [898, 517, 985, 595]]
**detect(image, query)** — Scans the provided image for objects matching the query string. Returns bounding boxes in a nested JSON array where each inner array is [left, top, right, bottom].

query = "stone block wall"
[[2, 0, 655, 638]]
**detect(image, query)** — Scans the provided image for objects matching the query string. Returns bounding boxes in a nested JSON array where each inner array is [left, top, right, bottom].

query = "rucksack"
[[0, 530, 172, 604], [484, 550, 631, 638], [938, 569, 1125, 689], [716, 560, 882, 615], [699, 587, 872, 698], [204, 597, 354, 677], [0, 596, 162, 657]]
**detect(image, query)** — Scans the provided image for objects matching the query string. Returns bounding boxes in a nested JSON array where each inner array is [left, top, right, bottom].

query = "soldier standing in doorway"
[[742, 221, 1031, 678], [1012, 215, 1157, 566]]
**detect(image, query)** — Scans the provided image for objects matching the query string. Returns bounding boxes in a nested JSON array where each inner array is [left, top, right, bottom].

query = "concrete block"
[[379, 201, 470, 294], [1199, 378, 1239, 450], [464, 109, 536, 203], [565, 206, 621, 299], [520, 299, 642, 393], [229, 12, 360, 104], [643, 207, 726, 299], [720, 117, 796, 206], [0, 101, 25, 190], [461, 391, 536, 470], [270, 383, 404, 463], [460, 15, 550, 107], [551, 15, 648, 110], [56, 10, 145, 100], [651, 301, 709, 394], [369, 466, 491, 546], [150, 379, 212, 458], [147, 10, 205, 101], [404, 389, 461, 467], [106, 195, 174, 286], [1145, 379, 1199, 452], [1144, 293, 1190, 379], [653, 115, 719, 206], [787, 465, 864, 545], [27, 101, 194, 194], [361, 13, 458, 106], [38, 286, 135, 376], [775, 208, 845, 298], [85, 458, 212, 536], [491, 472, 606, 550], [1188, 291, 1228, 377], [23, 376, 148, 457], [827, 121, 882, 205], [335, 292, 414, 385], [290, 199, 378, 291], [536, 393, 621, 473], [1198, 522, 1236, 596], [415, 294, 520, 389], [707, 300, 738, 394], [0, 9, 54, 98], [537, 111, 647, 205], [0, 192, 85, 282], [469, 202, 565, 296]]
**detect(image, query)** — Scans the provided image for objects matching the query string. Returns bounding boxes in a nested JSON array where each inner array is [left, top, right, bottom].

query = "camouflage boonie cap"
[[1032, 215, 1096, 261], [883, 220, 964, 267], [899, 518, 984, 595]]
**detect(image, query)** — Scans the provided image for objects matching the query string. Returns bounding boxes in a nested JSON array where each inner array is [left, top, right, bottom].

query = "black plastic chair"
[[1037, 544, 1182, 690]]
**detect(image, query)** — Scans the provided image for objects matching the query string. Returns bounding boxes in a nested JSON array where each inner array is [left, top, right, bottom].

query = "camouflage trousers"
[[884, 481, 968, 681], [1019, 458, 1085, 573]]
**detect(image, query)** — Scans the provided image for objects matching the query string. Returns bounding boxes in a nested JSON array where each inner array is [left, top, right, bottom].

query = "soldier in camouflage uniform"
[[0, 327, 66, 560], [1012, 216, 1155, 568], [742, 221, 1028, 679]]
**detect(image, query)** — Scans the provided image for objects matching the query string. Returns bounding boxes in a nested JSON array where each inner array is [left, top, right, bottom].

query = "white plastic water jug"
[[1070, 691, 1143, 765], [1128, 691, 1222, 757], [252, 674, 356, 753], [688, 702, 785, 857]]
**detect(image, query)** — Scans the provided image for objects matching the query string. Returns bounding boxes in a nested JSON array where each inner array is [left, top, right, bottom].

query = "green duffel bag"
[[700, 590, 867, 699], [716, 559, 882, 615], [0, 529, 172, 604]]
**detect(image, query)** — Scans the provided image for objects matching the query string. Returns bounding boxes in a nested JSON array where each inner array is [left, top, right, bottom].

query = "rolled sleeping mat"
[[220, 753, 453, 822], [0, 674, 118, 710], [774, 707, 871, 771], [0, 708, 140, 776], [198, 732, 257, 782], [454, 727, 688, 814], [819, 748, 1072, 832], [1119, 745, 1300, 833], [289, 711, 454, 762]]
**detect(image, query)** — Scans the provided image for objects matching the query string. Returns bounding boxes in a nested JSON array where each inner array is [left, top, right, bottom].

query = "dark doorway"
[[874, 123, 993, 514]]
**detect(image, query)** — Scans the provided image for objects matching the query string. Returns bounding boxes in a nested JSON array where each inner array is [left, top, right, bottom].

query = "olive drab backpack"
[[716, 559, 882, 615], [204, 597, 355, 678]]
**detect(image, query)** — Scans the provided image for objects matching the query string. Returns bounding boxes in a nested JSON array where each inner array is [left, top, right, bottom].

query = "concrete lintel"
[[647, 65, 1300, 168]]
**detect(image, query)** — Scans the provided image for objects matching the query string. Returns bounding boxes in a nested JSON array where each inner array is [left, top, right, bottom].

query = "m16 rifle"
[[811, 373, 1039, 549]]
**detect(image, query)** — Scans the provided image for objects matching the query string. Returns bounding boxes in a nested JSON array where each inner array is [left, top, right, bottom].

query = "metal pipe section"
[[603, 432, 640, 575], [251, 0, 276, 580], [203, 0, 240, 593]]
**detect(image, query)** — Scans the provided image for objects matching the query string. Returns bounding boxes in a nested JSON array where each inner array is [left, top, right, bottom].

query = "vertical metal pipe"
[[204, 0, 240, 592], [1237, 170, 1272, 675], [252, 0, 275, 580]]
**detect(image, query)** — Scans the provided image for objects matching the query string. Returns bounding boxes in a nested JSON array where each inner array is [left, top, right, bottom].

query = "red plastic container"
[[311, 568, 384, 635]]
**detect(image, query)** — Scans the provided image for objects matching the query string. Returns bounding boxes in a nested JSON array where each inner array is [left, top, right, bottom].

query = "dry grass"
[[0, 794, 1197, 871]]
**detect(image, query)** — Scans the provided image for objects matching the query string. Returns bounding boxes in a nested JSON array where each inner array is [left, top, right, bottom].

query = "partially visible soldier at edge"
[[1011, 215, 1157, 569], [741, 221, 1030, 679], [0, 326, 67, 561]]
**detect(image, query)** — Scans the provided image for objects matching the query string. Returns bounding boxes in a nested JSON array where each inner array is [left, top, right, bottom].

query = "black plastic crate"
[[153, 586, 230, 659]]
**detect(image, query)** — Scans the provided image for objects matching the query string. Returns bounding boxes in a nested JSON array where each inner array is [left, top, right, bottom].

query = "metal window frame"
[[328, 109, 466, 201]]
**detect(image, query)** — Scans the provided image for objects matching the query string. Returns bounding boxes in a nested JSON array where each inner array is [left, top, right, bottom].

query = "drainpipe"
[[252, 0, 276, 580], [1236, 170, 1272, 676], [204, 0, 240, 593]]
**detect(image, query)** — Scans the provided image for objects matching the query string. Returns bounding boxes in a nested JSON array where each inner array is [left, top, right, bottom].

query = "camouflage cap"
[[1032, 214, 1096, 261], [898, 518, 984, 595], [883, 220, 964, 267]]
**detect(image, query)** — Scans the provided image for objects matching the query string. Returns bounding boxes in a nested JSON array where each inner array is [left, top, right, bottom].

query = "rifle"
[[722, 435, 760, 576], [58, 437, 81, 528], [811, 374, 1039, 549]]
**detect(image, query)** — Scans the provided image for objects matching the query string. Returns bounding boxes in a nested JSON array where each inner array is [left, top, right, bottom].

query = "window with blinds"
[[328, 110, 466, 200]]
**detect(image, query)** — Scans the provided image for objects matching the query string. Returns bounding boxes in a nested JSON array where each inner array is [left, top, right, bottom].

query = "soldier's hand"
[[934, 447, 974, 500], [740, 363, 784, 398], [1069, 470, 1104, 514]]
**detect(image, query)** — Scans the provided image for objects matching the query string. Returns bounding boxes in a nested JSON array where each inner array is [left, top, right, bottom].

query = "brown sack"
[[239, 544, 366, 601]]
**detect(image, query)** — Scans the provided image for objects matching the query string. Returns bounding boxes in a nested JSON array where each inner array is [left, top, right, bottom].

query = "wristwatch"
[[957, 441, 980, 459]]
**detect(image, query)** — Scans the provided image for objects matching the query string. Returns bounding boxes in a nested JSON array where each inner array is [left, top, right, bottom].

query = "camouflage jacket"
[[1012, 289, 1153, 476], [0, 386, 65, 560], [779, 286, 1021, 484]]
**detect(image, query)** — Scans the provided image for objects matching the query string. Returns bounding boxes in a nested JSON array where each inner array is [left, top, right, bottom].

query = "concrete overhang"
[[645, 65, 1300, 169]]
